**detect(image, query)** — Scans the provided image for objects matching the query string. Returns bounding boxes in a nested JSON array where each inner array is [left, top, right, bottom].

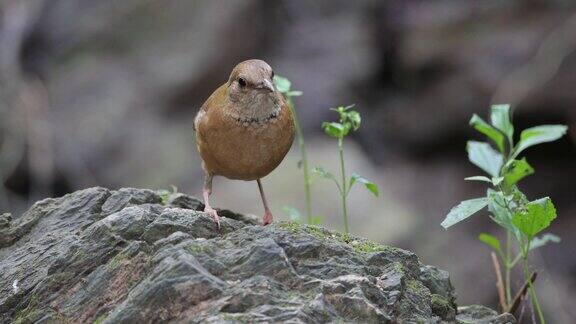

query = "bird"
[[194, 59, 295, 228]]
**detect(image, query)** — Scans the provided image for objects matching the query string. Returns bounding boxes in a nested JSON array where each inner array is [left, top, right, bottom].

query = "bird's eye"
[[238, 78, 246, 87], [271, 70, 275, 79]]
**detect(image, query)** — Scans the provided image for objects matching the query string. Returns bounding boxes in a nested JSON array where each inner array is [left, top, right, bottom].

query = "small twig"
[[507, 272, 538, 315], [517, 295, 527, 324], [491, 252, 507, 312]]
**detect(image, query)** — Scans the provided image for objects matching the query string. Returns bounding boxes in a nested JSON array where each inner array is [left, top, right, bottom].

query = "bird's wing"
[[194, 83, 226, 132]]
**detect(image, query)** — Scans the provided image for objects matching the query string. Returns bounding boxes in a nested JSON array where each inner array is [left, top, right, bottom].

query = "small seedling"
[[441, 104, 567, 323], [274, 75, 314, 224], [158, 185, 179, 205], [315, 104, 379, 233], [282, 206, 322, 225]]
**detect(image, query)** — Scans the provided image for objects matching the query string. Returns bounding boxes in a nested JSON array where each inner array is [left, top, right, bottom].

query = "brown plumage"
[[194, 59, 295, 227]]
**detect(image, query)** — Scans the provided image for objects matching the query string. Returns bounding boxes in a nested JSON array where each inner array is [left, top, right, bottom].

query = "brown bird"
[[194, 59, 295, 227]]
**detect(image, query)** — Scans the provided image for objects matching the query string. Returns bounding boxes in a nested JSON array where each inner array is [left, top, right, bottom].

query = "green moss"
[[431, 294, 449, 307], [406, 279, 425, 292], [107, 251, 128, 270], [13, 295, 40, 324], [326, 230, 352, 244], [185, 243, 211, 255], [279, 221, 301, 234], [45, 272, 72, 291], [431, 294, 455, 319], [279, 222, 346, 242], [279, 222, 391, 254], [306, 225, 328, 239], [396, 279, 431, 322], [323, 229, 390, 254], [93, 314, 107, 324], [219, 313, 251, 323], [352, 240, 387, 253], [220, 313, 234, 321], [387, 261, 408, 275], [73, 249, 87, 261]]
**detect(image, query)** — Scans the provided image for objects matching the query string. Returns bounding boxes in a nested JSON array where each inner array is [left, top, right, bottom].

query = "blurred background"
[[0, 0, 575, 321]]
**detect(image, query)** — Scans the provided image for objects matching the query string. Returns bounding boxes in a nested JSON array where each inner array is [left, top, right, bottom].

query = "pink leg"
[[202, 173, 220, 229], [257, 179, 273, 225]]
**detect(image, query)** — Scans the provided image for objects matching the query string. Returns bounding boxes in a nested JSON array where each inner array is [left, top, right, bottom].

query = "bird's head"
[[226, 59, 280, 118]]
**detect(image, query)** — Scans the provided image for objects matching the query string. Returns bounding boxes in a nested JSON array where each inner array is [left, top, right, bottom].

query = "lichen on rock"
[[0, 187, 514, 323]]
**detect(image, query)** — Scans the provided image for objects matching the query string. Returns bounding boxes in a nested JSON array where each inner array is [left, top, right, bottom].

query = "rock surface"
[[0, 187, 514, 323]]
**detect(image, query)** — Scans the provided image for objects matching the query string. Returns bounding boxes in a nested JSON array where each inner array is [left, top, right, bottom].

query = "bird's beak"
[[258, 79, 275, 92]]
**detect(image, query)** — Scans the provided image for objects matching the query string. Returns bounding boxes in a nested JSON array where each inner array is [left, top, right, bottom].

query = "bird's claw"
[[204, 206, 221, 230], [262, 210, 273, 226]]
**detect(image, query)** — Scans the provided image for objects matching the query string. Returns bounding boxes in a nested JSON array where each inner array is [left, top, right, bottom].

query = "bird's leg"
[[257, 179, 273, 225], [202, 173, 220, 229]]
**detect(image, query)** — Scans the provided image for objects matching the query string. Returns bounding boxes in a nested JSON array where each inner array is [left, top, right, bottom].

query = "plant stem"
[[287, 98, 312, 224], [507, 271, 537, 315], [505, 231, 512, 304], [522, 247, 546, 323], [497, 181, 514, 306], [491, 252, 507, 311], [338, 137, 349, 233]]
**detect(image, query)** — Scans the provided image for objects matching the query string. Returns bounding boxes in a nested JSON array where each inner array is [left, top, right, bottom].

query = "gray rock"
[[0, 187, 513, 323], [165, 192, 204, 211], [141, 208, 246, 243], [153, 231, 193, 249], [0, 213, 11, 229], [420, 265, 457, 320], [101, 188, 162, 216], [457, 305, 516, 324]]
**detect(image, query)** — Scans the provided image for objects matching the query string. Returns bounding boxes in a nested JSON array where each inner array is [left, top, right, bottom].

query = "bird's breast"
[[196, 104, 295, 180]]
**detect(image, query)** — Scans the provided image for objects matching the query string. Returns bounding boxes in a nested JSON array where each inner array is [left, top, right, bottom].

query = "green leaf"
[[312, 166, 336, 180], [441, 197, 489, 229], [488, 189, 521, 240], [503, 158, 534, 186], [479, 233, 501, 252], [313, 166, 342, 192], [322, 122, 345, 138], [512, 197, 557, 239], [529, 233, 561, 251], [158, 189, 171, 205], [286, 90, 303, 97], [346, 110, 361, 131], [273, 75, 291, 93], [282, 206, 301, 222], [470, 114, 506, 153], [490, 104, 514, 141], [512, 125, 568, 158], [332, 104, 356, 117], [465, 176, 492, 183], [340, 104, 356, 112], [492, 177, 504, 186], [349, 173, 379, 197], [467, 141, 504, 177]]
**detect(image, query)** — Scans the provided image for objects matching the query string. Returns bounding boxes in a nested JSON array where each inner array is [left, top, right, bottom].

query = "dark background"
[[0, 1, 575, 321]]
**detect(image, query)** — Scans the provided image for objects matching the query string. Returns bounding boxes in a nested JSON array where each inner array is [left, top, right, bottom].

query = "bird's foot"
[[262, 210, 273, 226], [204, 206, 220, 230]]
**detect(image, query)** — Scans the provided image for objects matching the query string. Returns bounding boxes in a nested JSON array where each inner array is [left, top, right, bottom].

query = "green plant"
[[315, 104, 379, 233], [441, 104, 567, 323], [281, 206, 322, 225], [274, 75, 314, 224], [158, 185, 178, 205]]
